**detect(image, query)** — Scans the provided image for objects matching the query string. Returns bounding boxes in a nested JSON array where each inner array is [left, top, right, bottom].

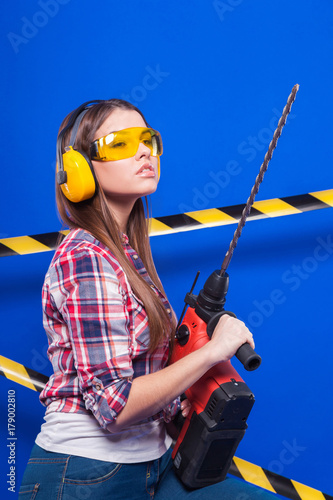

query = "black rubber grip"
[[235, 343, 261, 371]]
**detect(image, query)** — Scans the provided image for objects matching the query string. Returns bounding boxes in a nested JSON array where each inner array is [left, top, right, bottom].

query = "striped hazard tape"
[[0, 189, 332, 257], [0, 355, 49, 392], [230, 457, 333, 500], [0, 354, 332, 500]]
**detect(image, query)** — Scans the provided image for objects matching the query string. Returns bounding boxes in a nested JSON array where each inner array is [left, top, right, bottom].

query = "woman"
[[19, 99, 276, 499]]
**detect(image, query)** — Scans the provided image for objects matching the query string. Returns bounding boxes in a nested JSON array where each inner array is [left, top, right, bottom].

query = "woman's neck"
[[106, 197, 136, 234]]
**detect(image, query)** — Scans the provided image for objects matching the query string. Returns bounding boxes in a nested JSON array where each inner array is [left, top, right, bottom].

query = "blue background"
[[1, 0, 332, 498]]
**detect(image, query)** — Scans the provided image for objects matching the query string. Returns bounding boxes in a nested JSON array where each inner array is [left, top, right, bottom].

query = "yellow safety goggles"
[[90, 127, 163, 161]]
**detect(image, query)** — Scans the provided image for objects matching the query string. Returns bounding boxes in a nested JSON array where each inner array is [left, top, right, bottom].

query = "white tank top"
[[35, 404, 172, 463]]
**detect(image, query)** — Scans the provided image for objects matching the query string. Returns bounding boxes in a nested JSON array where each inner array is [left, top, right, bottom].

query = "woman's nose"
[[135, 142, 151, 159]]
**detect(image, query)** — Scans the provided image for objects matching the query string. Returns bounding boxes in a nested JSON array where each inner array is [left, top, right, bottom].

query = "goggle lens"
[[90, 127, 163, 161]]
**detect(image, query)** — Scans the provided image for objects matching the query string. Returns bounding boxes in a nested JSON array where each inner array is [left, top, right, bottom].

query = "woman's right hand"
[[207, 314, 255, 365]]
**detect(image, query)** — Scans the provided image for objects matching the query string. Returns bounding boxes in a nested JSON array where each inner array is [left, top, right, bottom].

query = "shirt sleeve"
[[162, 397, 181, 423], [50, 245, 133, 429]]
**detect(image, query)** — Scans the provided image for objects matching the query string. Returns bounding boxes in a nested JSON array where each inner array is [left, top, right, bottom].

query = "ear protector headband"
[[56, 100, 103, 203]]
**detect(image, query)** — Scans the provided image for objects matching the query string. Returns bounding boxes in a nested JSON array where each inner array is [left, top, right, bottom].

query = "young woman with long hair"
[[19, 99, 276, 499]]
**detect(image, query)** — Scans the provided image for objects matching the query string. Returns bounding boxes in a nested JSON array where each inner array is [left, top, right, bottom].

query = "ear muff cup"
[[59, 147, 96, 203]]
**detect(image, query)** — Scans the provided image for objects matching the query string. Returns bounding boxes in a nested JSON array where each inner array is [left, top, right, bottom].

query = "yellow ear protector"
[[56, 100, 161, 202], [56, 100, 103, 203]]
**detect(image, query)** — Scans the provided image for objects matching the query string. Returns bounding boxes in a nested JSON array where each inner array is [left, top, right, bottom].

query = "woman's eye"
[[112, 141, 126, 148], [143, 139, 153, 146]]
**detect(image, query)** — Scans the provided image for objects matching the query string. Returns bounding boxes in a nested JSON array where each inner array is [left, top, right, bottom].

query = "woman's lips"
[[136, 162, 156, 177]]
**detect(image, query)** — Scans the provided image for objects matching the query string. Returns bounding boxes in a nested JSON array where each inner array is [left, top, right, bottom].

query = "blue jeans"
[[19, 444, 278, 499]]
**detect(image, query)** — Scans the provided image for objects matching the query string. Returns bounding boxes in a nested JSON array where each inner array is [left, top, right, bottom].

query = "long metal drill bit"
[[220, 84, 300, 276]]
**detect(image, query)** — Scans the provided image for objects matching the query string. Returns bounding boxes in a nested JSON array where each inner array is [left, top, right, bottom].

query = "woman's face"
[[91, 109, 159, 206]]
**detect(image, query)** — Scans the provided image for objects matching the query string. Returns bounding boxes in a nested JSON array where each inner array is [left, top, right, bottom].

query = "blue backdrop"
[[1, 1, 332, 498]]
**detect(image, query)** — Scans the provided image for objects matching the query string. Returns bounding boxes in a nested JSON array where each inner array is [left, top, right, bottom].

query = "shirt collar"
[[121, 233, 129, 245]]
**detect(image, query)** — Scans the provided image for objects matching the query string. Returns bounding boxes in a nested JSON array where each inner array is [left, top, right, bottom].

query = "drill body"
[[170, 270, 256, 488]]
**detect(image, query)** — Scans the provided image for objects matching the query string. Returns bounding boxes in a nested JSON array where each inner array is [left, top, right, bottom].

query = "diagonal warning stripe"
[[1, 236, 52, 255], [310, 189, 333, 207], [0, 355, 49, 392], [0, 190, 332, 257], [230, 456, 333, 500], [232, 456, 277, 493], [252, 198, 302, 217]]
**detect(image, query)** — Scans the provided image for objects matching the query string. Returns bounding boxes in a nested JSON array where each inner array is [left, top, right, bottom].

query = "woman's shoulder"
[[49, 228, 122, 275], [57, 228, 102, 251]]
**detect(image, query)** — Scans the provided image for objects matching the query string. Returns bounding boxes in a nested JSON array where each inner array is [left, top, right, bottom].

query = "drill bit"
[[220, 84, 300, 276]]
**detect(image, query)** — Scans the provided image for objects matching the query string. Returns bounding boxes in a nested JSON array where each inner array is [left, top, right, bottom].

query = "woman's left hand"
[[165, 398, 192, 440], [180, 398, 191, 418]]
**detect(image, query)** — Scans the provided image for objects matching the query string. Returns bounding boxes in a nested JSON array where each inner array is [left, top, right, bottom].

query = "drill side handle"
[[206, 311, 262, 371]]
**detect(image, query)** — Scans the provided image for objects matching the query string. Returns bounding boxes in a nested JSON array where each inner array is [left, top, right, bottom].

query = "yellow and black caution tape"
[[230, 456, 333, 500], [0, 355, 49, 392], [0, 354, 332, 500], [0, 189, 332, 257]]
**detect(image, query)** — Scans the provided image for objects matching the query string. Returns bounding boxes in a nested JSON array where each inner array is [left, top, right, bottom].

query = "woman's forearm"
[[107, 314, 255, 432], [107, 341, 215, 431]]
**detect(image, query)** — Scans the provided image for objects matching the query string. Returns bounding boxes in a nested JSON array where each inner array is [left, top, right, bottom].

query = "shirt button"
[[150, 284, 155, 289], [133, 255, 138, 260], [95, 384, 101, 391], [166, 308, 171, 314]]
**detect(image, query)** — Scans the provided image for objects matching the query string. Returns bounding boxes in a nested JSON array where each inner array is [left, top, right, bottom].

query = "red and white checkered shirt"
[[40, 228, 180, 429]]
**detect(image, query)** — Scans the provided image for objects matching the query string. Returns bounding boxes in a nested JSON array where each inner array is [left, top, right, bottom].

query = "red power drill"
[[169, 84, 299, 489], [170, 269, 261, 489]]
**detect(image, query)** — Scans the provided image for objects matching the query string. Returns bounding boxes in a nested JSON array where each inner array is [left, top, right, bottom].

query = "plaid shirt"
[[40, 228, 180, 429]]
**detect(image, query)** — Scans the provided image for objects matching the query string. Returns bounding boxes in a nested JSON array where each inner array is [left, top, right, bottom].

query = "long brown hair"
[[56, 99, 176, 352]]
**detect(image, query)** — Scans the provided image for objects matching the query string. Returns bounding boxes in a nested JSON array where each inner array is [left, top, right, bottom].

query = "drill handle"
[[206, 311, 262, 371]]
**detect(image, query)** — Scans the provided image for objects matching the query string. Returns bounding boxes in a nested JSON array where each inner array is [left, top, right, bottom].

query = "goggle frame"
[[90, 127, 163, 162]]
